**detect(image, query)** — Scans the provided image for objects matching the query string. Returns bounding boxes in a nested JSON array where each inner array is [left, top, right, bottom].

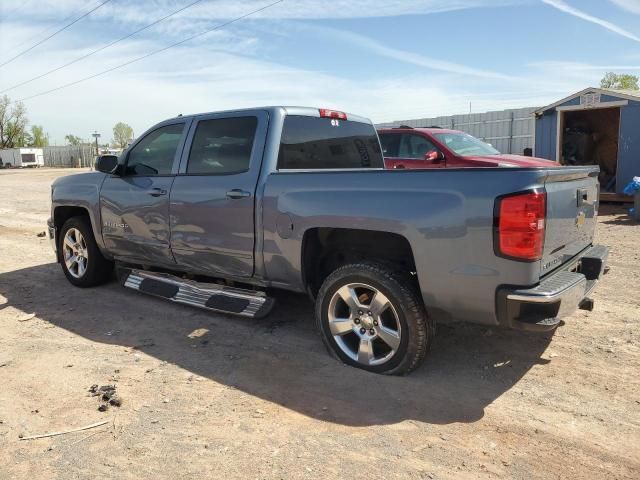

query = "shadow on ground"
[[0, 263, 553, 427], [597, 203, 637, 225]]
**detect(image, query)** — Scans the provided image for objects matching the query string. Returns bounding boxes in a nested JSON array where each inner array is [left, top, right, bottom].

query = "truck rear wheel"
[[59, 216, 113, 287], [315, 263, 433, 375]]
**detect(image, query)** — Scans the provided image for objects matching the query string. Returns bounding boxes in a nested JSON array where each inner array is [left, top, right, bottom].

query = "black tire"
[[315, 263, 433, 375], [59, 216, 113, 287]]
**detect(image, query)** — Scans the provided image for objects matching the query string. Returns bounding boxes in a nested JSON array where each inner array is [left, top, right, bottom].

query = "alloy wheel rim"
[[327, 282, 402, 366], [63, 228, 88, 278]]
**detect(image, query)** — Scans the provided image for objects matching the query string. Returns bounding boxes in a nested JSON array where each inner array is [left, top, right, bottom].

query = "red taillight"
[[319, 108, 347, 120], [496, 192, 546, 261]]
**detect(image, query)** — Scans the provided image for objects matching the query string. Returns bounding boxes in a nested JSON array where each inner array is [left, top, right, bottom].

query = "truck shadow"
[[597, 203, 636, 225], [0, 263, 553, 427]]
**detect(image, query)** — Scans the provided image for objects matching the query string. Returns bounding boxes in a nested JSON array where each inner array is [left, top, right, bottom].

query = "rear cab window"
[[278, 116, 383, 169]]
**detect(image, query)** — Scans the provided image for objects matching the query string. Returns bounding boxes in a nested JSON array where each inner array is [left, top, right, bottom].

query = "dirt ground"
[[0, 167, 638, 480]]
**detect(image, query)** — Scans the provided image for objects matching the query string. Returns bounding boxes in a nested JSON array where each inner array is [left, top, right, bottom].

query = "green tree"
[[19, 131, 33, 147], [0, 95, 28, 149], [65, 134, 83, 146], [29, 125, 49, 147], [600, 72, 639, 90], [112, 122, 134, 149]]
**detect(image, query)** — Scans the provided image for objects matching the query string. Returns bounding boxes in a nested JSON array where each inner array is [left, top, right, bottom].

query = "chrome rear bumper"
[[497, 244, 609, 332]]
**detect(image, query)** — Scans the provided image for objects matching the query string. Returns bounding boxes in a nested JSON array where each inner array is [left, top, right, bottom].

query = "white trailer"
[[0, 148, 45, 168]]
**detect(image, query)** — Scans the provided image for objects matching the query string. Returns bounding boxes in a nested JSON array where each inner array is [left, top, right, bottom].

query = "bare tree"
[[65, 134, 83, 146], [0, 95, 29, 149]]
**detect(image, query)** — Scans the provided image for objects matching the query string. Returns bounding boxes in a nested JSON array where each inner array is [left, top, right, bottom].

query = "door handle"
[[394, 164, 405, 169], [146, 188, 167, 197], [226, 189, 251, 199], [577, 188, 588, 206]]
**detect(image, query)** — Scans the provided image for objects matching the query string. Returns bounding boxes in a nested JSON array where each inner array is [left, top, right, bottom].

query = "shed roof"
[[535, 87, 640, 114]]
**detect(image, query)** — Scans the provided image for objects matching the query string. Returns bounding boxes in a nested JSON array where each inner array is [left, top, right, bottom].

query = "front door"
[[100, 120, 189, 266], [380, 133, 445, 169], [169, 111, 268, 278]]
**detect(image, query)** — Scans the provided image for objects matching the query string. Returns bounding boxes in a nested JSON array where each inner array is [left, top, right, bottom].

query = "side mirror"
[[95, 154, 119, 174], [424, 150, 445, 163]]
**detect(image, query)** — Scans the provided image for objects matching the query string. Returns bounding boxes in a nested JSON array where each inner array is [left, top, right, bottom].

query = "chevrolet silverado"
[[48, 107, 608, 375]]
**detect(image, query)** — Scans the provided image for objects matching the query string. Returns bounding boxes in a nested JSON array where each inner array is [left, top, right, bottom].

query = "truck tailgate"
[[541, 167, 599, 276]]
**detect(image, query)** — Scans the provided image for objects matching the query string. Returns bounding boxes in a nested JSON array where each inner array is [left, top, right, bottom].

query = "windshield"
[[434, 132, 500, 156]]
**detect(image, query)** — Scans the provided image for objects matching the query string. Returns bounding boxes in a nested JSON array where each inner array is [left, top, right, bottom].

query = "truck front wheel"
[[315, 263, 433, 375], [59, 216, 113, 287]]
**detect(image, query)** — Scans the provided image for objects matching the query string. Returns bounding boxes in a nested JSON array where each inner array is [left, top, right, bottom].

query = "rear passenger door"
[[169, 111, 268, 278]]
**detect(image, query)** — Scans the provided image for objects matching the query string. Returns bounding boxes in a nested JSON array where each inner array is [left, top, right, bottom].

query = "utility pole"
[[92, 131, 101, 156]]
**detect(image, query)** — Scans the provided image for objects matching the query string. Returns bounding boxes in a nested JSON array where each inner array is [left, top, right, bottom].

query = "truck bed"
[[261, 166, 600, 326]]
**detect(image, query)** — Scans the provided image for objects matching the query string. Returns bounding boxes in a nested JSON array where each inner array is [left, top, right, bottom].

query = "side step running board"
[[123, 269, 275, 319]]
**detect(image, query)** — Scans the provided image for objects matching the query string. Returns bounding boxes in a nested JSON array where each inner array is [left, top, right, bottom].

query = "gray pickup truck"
[[48, 106, 609, 375]]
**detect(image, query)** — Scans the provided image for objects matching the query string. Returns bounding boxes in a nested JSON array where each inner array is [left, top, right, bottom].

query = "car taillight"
[[496, 191, 546, 261], [319, 108, 347, 120]]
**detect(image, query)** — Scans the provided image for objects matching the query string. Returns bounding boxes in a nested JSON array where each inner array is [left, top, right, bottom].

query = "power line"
[[0, 0, 113, 69], [17, 0, 284, 103], [1, 0, 205, 94], [5, 9, 91, 53]]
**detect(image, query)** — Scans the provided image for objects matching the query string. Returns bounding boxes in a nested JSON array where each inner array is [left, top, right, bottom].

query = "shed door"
[[559, 106, 620, 192]]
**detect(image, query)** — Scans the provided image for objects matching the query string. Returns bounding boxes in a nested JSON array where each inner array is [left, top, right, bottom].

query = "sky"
[[0, 0, 639, 145]]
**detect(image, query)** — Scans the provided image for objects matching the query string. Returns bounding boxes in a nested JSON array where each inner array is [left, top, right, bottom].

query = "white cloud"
[[3, 31, 529, 144], [308, 26, 514, 80], [1, 0, 525, 22], [1, 0, 635, 143], [542, 0, 640, 42], [609, 0, 640, 14]]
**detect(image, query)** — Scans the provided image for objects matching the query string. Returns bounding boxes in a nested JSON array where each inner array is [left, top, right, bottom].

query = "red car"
[[378, 126, 555, 169]]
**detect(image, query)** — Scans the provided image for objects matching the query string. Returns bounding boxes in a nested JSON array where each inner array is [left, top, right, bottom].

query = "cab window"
[[126, 123, 185, 176], [187, 117, 258, 175], [278, 116, 383, 169]]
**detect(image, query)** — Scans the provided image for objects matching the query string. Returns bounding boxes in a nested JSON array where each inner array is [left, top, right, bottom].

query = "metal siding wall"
[[43, 146, 95, 167], [534, 111, 557, 160], [617, 102, 640, 194]]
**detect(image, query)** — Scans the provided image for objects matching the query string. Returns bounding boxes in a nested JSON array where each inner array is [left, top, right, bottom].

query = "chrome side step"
[[123, 269, 275, 319]]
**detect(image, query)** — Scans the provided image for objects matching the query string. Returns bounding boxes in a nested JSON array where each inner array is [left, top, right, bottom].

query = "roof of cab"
[[171, 106, 372, 124]]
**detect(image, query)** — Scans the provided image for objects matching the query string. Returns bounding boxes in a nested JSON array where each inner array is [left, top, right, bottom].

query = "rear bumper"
[[496, 244, 609, 332]]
